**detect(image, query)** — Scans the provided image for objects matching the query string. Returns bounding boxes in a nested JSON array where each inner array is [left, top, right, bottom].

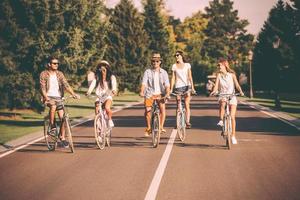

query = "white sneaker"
[[217, 120, 224, 127], [109, 120, 114, 128], [231, 136, 238, 144]]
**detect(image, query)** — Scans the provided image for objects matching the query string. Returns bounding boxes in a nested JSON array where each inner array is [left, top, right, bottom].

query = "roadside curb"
[[0, 100, 143, 154], [240, 99, 300, 131]]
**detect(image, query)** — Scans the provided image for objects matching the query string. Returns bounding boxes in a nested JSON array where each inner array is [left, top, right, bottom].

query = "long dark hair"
[[95, 63, 113, 89], [175, 50, 186, 63]]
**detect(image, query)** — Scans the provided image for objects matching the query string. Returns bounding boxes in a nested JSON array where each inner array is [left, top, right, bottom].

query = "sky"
[[106, 0, 279, 35]]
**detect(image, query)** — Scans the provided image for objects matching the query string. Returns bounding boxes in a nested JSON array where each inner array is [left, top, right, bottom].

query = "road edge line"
[[240, 101, 300, 131], [0, 101, 143, 159]]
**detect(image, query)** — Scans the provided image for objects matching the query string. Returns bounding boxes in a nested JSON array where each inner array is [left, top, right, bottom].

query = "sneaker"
[[144, 128, 151, 137], [61, 140, 69, 148], [217, 120, 224, 127], [108, 120, 114, 128], [231, 136, 238, 144]]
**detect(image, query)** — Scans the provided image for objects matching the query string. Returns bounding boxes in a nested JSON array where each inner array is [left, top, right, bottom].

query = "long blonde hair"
[[218, 58, 235, 74]]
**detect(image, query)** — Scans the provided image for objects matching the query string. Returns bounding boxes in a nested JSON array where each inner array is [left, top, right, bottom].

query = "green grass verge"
[[0, 91, 141, 145], [243, 92, 300, 119]]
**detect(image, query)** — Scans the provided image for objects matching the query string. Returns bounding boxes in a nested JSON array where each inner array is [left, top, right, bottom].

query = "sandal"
[[186, 122, 192, 129]]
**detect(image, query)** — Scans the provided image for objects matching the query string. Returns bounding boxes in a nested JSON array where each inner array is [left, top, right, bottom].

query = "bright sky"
[[106, 0, 279, 35]]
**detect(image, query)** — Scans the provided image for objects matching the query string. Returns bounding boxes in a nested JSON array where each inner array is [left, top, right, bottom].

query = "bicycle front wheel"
[[64, 117, 75, 153], [44, 116, 58, 151], [152, 113, 161, 148], [224, 116, 231, 150], [94, 114, 106, 149], [177, 111, 186, 142]]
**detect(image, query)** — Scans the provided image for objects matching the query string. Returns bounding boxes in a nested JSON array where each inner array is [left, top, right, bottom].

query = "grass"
[[243, 92, 300, 119], [0, 90, 141, 145]]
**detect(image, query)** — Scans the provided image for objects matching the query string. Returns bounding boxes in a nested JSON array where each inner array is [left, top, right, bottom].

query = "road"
[[0, 96, 300, 200]]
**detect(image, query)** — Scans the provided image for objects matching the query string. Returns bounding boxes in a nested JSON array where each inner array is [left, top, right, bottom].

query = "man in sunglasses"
[[40, 56, 80, 147], [140, 53, 170, 136]]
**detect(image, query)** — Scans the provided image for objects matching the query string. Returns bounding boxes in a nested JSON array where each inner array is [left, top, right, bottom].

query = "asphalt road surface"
[[0, 96, 299, 200]]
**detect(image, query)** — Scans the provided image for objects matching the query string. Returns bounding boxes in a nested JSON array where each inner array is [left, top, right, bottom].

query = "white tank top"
[[172, 63, 191, 88], [219, 72, 234, 94]]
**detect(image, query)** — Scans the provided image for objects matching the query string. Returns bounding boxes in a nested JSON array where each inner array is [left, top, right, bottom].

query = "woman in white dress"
[[210, 58, 244, 144], [86, 60, 117, 128], [170, 50, 196, 129]]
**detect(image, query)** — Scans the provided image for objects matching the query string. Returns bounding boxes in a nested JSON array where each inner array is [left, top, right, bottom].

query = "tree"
[[105, 0, 149, 92], [0, 0, 107, 110], [253, 0, 296, 108], [143, 0, 174, 70], [201, 0, 254, 76], [175, 11, 208, 84]]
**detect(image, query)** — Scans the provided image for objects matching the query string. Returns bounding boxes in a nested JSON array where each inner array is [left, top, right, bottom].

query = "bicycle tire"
[[106, 129, 112, 147], [94, 114, 106, 149], [152, 113, 161, 148], [64, 117, 75, 153], [44, 117, 58, 151], [225, 116, 231, 150], [177, 111, 186, 142]]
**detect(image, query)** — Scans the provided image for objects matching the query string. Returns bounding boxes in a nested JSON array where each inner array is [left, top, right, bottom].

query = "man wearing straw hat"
[[140, 53, 170, 136]]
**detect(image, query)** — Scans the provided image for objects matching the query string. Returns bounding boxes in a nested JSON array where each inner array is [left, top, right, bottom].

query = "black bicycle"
[[44, 96, 76, 153]]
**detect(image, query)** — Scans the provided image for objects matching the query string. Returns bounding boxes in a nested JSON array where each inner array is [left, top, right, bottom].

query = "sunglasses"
[[152, 60, 160, 63], [175, 54, 181, 57], [51, 62, 59, 65]]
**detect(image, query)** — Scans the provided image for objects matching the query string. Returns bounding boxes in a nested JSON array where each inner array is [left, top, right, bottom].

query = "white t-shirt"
[[172, 63, 191, 88], [153, 70, 161, 95], [47, 74, 61, 97]]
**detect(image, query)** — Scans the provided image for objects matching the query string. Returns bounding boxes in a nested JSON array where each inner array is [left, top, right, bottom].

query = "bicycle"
[[214, 93, 240, 150], [88, 93, 112, 150], [150, 96, 168, 148], [171, 90, 196, 142], [43, 96, 76, 153]]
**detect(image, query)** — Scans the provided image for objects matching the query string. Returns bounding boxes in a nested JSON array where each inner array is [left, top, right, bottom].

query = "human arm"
[[39, 71, 50, 102], [210, 74, 220, 96], [111, 75, 118, 95], [232, 73, 244, 96], [170, 70, 175, 93], [188, 66, 196, 93], [86, 79, 96, 96], [140, 71, 148, 97], [59, 72, 80, 99]]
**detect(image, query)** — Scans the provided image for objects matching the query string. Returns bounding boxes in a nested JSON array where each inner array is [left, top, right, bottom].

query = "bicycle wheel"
[[64, 117, 75, 153], [224, 116, 231, 150], [177, 111, 186, 142], [94, 114, 106, 149], [152, 113, 161, 148], [106, 129, 112, 147], [44, 116, 58, 151]]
